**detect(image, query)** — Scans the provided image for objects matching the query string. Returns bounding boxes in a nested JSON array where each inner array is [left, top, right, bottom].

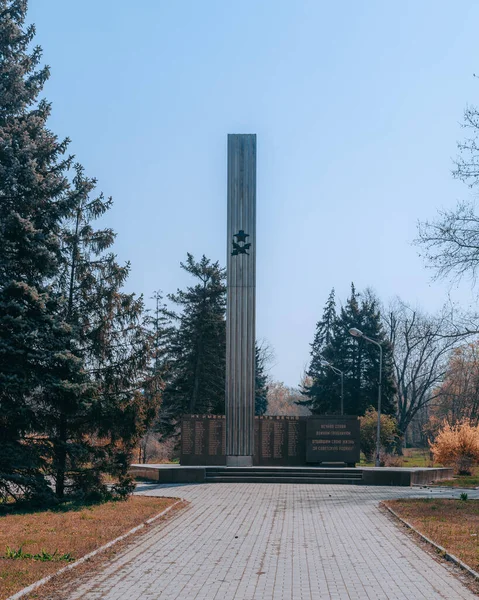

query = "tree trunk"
[[55, 415, 67, 498], [55, 206, 80, 499], [394, 430, 405, 455]]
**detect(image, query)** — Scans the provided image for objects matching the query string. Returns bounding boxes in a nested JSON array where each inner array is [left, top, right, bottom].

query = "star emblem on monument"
[[235, 229, 249, 243], [232, 230, 251, 256]]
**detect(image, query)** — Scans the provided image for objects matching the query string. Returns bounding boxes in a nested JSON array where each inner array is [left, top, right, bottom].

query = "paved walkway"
[[66, 484, 477, 600]]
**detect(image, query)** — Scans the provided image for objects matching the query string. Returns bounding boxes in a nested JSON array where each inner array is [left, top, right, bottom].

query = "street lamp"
[[349, 327, 383, 468], [319, 356, 344, 415]]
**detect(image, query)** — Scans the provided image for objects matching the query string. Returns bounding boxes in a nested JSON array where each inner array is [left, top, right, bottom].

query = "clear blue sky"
[[29, 0, 479, 385]]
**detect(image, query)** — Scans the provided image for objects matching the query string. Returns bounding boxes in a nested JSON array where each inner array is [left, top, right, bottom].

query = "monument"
[[179, 135, 361, 469], [225, 134, 257, 467]]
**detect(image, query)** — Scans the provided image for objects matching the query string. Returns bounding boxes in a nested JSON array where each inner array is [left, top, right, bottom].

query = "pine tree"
[[161, 254, 226, 435], [255, 343, 269, 415], [304, 285, 396, 417], [0, 0, 74, 503]]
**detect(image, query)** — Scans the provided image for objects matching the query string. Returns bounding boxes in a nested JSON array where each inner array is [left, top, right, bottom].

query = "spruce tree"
[[311, 288, 336, 352], [304, 285, 396, 417], [0, 1, 157, 503], [43, 165, 157, 499], [0, 0, 74, 503], [302, 289, 339, 413], [161, 254, 226, 435], [255, 343, 269, 415]]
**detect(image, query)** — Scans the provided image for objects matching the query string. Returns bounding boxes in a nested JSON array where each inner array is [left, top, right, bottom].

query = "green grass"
[[401, 448, 436, 467], [4, 547, 74, 562], [431, 472, 479, 488], [360, 448, 437, 468]]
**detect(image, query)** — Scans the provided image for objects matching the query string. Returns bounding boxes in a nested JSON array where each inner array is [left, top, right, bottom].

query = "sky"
[[28, 0, 479, 386]]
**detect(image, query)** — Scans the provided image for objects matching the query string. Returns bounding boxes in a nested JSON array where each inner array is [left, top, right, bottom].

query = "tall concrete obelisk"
[[225, 134, 256, 467]]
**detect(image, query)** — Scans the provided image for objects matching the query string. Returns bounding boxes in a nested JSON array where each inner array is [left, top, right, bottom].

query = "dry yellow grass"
[[0, 496, 181, 600], [385, 499, 479, 573]]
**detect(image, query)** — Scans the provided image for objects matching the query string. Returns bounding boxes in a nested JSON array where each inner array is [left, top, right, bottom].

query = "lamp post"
[[349, 327, 383, 468], [319, 357, 344, 415]]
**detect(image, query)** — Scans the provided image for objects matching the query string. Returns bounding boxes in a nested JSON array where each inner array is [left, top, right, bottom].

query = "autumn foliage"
[[359, 408, 397, 461], [430, 419, 479, 475], [432, 343, 479, 425]]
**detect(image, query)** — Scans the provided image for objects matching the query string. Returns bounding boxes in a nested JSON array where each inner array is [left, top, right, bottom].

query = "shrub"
[[380, 452, 404, 467], [360, 408, 397, 461], [429, 419, 479, 475], [136, 435, 176, 464]]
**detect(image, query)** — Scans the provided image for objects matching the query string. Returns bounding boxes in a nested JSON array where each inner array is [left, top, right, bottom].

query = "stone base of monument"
[[130, 464, 454, 487], [226, 455, 253, 467]]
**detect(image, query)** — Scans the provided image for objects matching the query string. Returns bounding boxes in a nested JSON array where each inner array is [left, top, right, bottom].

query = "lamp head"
[[320, 359, 330, 367], [349, 327, 363, 338]]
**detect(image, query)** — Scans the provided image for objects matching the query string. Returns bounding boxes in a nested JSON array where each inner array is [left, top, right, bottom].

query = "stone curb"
[[382, 502, 479, 582], [6, 498, 186, 600]]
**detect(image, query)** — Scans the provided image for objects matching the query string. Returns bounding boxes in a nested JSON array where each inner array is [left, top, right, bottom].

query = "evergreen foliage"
[[160, 254, 226, 435], [0, 0, 74, 503], [310, 288, 336, 359], [158, 255, 271, 431], [0, 2, 158, 503], [303, 288, 338, 414], [303, 285, 396, 417], [255, 343, 269, 415], [44, 166, 157, 500], [145, 290, 174, 403], [143, 290, 175, 450]]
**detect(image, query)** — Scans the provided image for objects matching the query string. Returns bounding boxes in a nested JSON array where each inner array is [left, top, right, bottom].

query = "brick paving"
[[65, 484, 477, 600]]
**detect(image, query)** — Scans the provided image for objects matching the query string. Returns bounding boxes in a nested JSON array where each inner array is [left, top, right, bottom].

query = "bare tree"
[[384, 300, 459, 452], [417, 101, 479, 284], [256, 338, 276, 374], [266, 381, 311, 417], [417, 201, 479, 285]]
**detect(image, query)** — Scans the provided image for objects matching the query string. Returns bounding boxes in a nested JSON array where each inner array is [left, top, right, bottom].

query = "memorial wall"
[[181, 415, 226, 466], [253, 417, 306, 466], [306, 416, 360, 465], [180, 415, 360, 466]]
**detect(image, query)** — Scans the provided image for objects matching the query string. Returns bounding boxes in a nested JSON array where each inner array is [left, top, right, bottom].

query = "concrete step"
[[205, 467, 363, 484], [207, 468, 362, 478], [205, 476, 363, 484], [207, 467, 361, 474], [206, 471, 362, 480]]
